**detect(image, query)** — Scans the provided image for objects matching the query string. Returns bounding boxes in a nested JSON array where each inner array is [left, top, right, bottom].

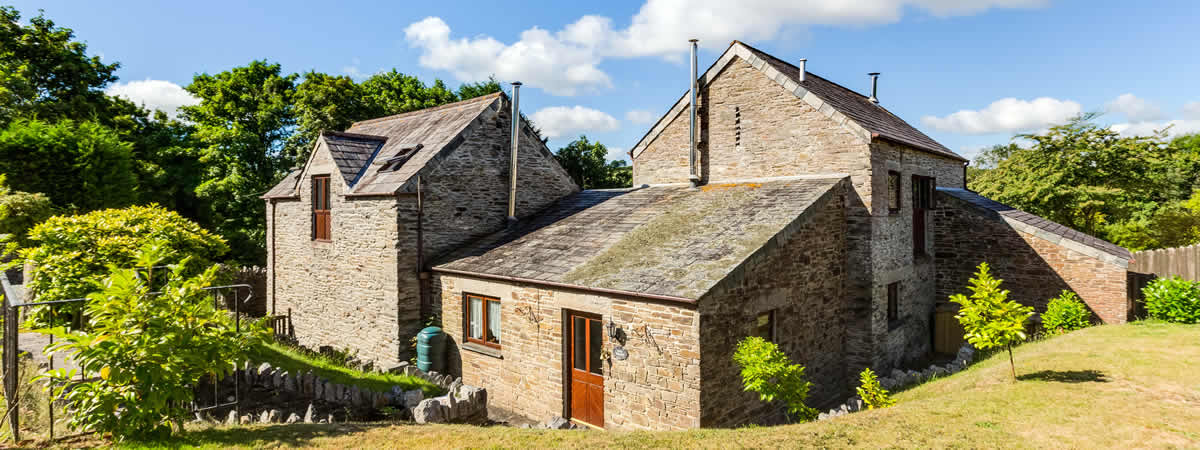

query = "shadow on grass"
[[1017, 370, 1108, 383], [128, 423, 396, 449]]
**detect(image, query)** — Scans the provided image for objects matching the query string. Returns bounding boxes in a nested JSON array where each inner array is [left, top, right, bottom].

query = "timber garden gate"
[[0, 270, 255, 443]]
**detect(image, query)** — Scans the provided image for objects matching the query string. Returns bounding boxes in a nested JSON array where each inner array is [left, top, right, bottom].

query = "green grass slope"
[[70, 322, 1200, 448]]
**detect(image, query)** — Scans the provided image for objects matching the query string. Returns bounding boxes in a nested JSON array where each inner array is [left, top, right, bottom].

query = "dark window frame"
[[887, 282, 900, 327], [754, 310, 777, 342], [887, 170, 902, 215], [912, 175, 936, 256], [312, 175, 331, 242], [463, 293, 502, 349]]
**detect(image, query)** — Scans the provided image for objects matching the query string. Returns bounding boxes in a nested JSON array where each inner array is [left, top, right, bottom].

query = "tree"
[[0, 175, 56, 248], [39, 244, 267, 439], [970, 116, 1200, 250], [360, 70, 456, 118], [855, 368, 895, 409], [949, 262, 1034, 380], [456, 77, 502, 100], [0, 6, 120, 125], [554, 136, 633, 189], [0, 118, 138, 210], [182, 61, 297, 265], [732, 336, 818, 422], [286, 71, 368, 163]]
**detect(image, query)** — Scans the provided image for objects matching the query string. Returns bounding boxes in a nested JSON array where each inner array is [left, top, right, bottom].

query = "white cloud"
[[625, 109, 657, 124], [405, 0, 1044, 96], [105, 79, 199, 118], [1182, 101, 1200, 119], [530, 106, 620, 139], [1105, 93, 1163, 122], [1110, 120, 1200, 138], [921, 97, 1081, 135], [342, 57, 366, 79]]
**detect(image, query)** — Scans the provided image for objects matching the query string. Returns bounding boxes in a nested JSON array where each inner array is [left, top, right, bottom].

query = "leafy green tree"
[[0, 6, 120, 125], [0, 118, 138, 210], [456, 76, 502, 100], [554, 136, 632, 189], [0, 175, 56, 247], [39, 244, 268, 439], [360, 70, 457, 117], [22, 205, 228, 318], [182, 61, 297, 264], [732, 336, 818, 422], [1041, 291, 1092, 335], [286, 71, 368, 163], [949, 262, 1034, 380], [855, 367, 895, 409]]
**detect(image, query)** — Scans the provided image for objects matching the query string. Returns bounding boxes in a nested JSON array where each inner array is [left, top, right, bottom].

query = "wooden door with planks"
[[568, 312, 604, 428]]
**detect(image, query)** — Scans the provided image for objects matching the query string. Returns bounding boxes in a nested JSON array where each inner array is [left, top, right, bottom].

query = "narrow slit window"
[[754, 310, 776, 342], [887, 171, 901, 214], [312, 175, 331, 241], [887, 282, 900, 323]]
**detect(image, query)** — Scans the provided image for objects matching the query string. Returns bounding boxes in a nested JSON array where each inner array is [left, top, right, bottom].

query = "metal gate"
[[0, 271, 254, 443]]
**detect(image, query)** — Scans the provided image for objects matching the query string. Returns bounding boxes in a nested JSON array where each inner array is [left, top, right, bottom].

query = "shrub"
[[1042, 291, 1092, 335], [855, 368, 895, 409], [732, 336, 817, 422], [0, 175, 56, 248], [21, 205, 228, 327], [950, 262, 1035, 380], [0, 118, 138, 210], [38, 244, 268, 440], [1142, 276, 1200, 324]]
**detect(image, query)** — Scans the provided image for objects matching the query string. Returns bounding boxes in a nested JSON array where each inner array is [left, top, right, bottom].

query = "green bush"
[[39, 244, 268, 440], [1042, 291, 1092, 335], [950, 262, 1035, 380], [0, 118, 138, 211], [855, 368, 895, 409], [1142, 276, 1200, 324], [732, 336, 818, 422], [21, 205, 227, 326], [0, 174, 57, 247]]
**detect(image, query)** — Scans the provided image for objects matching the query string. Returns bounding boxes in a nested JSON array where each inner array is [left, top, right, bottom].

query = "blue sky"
[[11, 0, 1200, 162]]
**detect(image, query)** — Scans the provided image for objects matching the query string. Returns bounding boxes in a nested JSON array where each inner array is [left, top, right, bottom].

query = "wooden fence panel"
[[1130, 244, 1200, 281]]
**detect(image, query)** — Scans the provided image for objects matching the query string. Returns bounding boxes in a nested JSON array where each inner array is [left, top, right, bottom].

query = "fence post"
[[3, 297, 17, 442]]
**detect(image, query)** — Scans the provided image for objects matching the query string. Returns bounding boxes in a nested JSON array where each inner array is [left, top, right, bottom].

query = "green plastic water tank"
[[416, 326, 445, 373]]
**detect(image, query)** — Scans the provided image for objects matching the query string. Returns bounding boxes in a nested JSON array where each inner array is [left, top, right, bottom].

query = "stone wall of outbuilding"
[[697, 182, 847, 427], [431, 274, 702, 431], [934, 192, 1131, 324]]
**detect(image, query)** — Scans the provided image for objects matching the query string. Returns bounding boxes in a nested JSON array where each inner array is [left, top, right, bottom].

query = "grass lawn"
[[252, 342, 442, 396], [42, 322, 1200, 448]]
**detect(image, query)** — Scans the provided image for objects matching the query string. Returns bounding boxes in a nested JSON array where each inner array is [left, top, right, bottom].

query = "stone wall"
[[267, 139, 418, 367], [432, 274, 702, 430], [934, 192, 1130, 323], [697, 182, 848, 427], [420, 101, 579, 258]]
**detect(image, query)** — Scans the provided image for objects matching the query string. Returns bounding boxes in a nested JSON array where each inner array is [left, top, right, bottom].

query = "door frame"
[[561, 309, 604, 428]]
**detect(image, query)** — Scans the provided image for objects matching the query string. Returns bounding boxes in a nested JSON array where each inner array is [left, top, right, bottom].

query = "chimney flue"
[[508, 82, 522, 225], [868, 72, 880, 104], [798, 58, 807, 82], [688, 39, 700, 187]]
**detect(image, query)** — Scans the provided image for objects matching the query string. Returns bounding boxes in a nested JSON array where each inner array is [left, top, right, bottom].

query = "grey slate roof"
[[262, 170, 301, 199], [345, 92, 503, 195], [323, 131, 386, 185], [738, 42, 963, 161], [938, 187, 1132, 260], [435, 177, 844, 299]]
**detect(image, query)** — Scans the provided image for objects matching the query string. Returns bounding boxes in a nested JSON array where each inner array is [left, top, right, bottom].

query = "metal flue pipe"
[[508, 82, 521, 224], [688, 39, 700, 187], [868, 72, 880, 104]]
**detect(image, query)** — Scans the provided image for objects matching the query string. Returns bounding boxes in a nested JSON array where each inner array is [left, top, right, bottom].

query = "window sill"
[[462, 341, 503, 359]]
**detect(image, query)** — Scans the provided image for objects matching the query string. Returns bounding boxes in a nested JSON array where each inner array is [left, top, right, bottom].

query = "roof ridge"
[[734, 40, 869, 102], [351, 92, 504, 127], [321, 130, 389, 141]]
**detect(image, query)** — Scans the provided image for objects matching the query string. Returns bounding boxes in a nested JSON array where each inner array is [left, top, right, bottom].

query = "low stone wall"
[[199, 360, 487, 425], [818, 344, 975, 421]]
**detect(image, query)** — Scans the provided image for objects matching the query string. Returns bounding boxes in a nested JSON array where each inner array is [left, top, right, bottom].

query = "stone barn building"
[[264, 41, 1133, 430]]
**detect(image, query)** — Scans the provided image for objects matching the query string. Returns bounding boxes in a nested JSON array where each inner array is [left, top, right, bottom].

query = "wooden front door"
[[568, 312, 604, 428]]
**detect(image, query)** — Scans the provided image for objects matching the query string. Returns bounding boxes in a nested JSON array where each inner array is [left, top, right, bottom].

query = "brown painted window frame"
[[887, 170, 902, 215], [887, 282, 901, 327], [463, 293, 502, 349], [754, 310, 776, 342], [312, 175, 331, 242]]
